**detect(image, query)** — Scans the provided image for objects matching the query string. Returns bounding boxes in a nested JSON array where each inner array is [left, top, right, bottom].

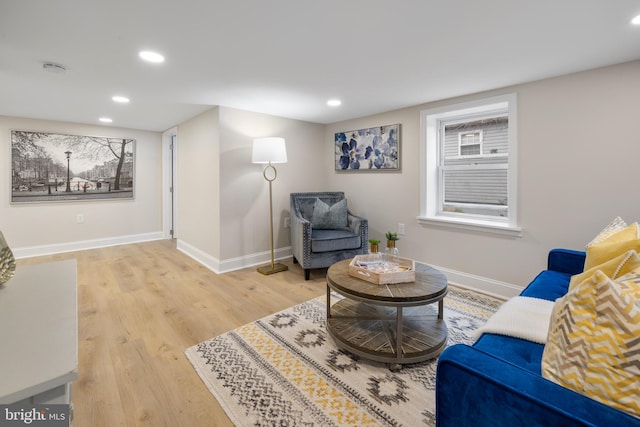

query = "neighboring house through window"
[[458, 130, 482, 156], [419, 93, 521, 236]]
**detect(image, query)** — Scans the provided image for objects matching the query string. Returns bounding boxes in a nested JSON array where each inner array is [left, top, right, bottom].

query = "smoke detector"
[[42, 62, 67, 74]]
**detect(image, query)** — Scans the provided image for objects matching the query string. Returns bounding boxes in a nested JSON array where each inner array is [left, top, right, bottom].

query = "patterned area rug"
[[185, 287, 502, 426]]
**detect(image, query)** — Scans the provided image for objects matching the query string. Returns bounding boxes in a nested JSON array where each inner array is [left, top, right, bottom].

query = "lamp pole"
[[252, 137, 288, 275], [256, 161, 288, 275], [64, 151, 72, 192]]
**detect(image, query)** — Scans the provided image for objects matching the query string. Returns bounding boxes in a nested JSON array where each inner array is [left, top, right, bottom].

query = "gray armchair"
[[290, 192, 368, 280]]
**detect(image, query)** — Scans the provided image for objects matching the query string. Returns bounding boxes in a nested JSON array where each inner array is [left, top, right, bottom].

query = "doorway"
[[162, 128, 177, 239]]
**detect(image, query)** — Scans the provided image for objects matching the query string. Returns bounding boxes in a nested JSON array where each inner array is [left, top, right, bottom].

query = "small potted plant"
[[385, 231, 399, 244], [368, 239, 380, 254], [385, 232, 400, 255]]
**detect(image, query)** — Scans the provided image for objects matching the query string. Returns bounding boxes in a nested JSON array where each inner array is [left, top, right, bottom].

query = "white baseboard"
[[432, 264, 523, 300], [176, 240, 292, 275], [177, 244, 520, 299], [220, 247, 292, 273], [175, 239, 221, 274], [14, 235, 522, 300], [13, 232, 164, 259], [177, 240, 519, 298]]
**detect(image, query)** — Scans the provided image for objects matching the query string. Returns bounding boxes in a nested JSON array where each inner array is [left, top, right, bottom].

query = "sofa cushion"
[[473, 334, 544, 374], [310, 229, 360, 253], [584, 223, 640, 270], [311, 198, 349, 230], [519, 270, 571, 301], [542, 267, 640, 418]]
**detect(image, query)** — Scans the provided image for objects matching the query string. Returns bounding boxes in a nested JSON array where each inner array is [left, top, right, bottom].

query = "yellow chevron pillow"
[[569, 250, 640, 291], [584, 223, 640, 271], [543, 273, 597, 391], [543, 267, 640, 417]]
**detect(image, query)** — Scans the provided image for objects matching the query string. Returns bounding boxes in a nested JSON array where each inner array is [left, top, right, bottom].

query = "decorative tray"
[[348, 254, 415, 285]]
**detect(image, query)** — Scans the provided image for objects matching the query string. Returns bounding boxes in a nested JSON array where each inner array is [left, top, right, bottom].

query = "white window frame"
[[458, 130, 482, 157], [419, 93, 521, 237]]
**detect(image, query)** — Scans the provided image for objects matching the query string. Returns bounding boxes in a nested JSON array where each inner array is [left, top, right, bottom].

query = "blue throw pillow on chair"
[[311, 198, 349, 230]]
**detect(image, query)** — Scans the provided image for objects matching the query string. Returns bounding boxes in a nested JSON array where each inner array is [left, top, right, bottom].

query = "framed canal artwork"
[[10, 130, 135, 203]]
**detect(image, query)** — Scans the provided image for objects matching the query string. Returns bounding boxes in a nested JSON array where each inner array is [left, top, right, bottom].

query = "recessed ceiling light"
[[632, 14, 640, 25], [99, 117, 113, 123], [327, 99, 342, 107], [42, 62, 67, 74], [139, 50, 165, 63], [112, 95, 130, 103]]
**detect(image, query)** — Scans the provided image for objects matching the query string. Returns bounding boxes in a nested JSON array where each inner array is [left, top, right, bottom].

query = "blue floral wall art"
[[335, 124, 400, 171]]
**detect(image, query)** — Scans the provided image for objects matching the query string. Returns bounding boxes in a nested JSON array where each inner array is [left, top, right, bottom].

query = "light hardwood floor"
[[16, 240, 326, 426]]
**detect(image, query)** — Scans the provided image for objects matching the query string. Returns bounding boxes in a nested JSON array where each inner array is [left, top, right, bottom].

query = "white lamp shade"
[[252, 137, 287, 164]]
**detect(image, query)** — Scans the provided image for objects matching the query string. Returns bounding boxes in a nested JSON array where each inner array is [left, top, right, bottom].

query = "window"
[[419, 94, 521, 236], [458, 130, 482, 156]]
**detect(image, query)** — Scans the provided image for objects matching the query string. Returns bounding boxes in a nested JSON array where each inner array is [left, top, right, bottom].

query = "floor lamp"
[[252, 137, 289, 275]]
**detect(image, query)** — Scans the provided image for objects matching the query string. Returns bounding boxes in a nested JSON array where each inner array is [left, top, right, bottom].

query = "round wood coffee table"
[[326, 258, 448, 370]]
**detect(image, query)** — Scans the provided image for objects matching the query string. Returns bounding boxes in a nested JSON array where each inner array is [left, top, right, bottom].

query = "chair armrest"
[[547, 248, 586, 275], [436, 344, 640, 427], [347, 212, 365, 233], [347, 212, 368, 252], [291, 213, 311, 230], [290, 212, 311, 262]]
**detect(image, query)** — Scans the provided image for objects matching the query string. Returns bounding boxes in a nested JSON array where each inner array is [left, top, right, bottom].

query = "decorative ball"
[[0, 232, 16, 285]]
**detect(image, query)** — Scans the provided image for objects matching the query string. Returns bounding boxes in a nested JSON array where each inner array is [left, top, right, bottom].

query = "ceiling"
[[1, 1, 639, 132]]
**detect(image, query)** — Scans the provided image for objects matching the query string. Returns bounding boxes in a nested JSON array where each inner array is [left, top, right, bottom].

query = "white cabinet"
[[0, 260, 78, 406]]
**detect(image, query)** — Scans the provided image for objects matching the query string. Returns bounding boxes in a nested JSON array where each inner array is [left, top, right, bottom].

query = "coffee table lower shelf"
[[326, 298, 447, 369]]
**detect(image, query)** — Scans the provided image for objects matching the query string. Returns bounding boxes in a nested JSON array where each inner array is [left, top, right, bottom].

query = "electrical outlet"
[[284, 217, 290, 228], [398, 223, 405, 235], [76, 214, 85, 224]]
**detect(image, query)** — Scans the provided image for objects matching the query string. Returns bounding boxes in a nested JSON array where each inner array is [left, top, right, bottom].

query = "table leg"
[[388, 307, 404, 371], [438, 299, 444, 320], [326, 283, 331, 319]]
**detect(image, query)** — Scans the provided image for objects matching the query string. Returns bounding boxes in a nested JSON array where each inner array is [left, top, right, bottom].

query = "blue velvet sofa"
[[436, 248, 640, 427]]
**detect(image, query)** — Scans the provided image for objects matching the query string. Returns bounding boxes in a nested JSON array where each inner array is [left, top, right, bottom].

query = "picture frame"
[[335, 124, 400, 171], [10, 130, 135, 203]]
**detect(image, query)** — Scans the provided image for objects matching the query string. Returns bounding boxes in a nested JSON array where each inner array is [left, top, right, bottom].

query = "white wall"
[[175, 106, 326, 272], [175, 108, 221, 261], [218, 107, 326, 260], [0, 116, 163, 256], [5, 61, 639, 297], [325, 60, 640, 297]]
